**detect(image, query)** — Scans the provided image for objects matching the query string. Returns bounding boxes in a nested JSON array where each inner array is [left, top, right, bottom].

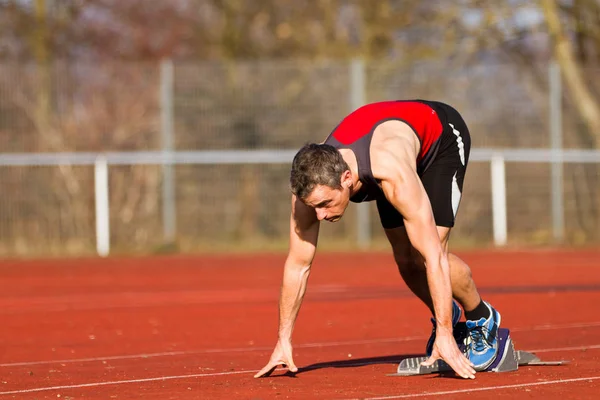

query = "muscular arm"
[[254, 195, 320, 377], [374, 130, 474, 379], [278, 195, 320, 340], [379, 154, 453, 332]]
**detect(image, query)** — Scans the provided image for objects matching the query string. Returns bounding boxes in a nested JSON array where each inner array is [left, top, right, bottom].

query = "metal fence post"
[[491, 154, 507, 246], [94, 156, 110, 257], [350, 58, 371, 249], [160, 59, 176, 243], [549, 61, 565, 242]]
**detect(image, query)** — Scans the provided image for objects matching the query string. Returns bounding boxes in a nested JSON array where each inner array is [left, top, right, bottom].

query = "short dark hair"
[[290, 143, 350, 200]]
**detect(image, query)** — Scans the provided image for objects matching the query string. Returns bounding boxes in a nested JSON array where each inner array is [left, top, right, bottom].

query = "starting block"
[[389, 323, 567, 377]]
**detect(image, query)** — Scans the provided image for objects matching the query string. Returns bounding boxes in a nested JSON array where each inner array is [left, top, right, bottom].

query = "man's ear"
[[341, 170, 353, 188]]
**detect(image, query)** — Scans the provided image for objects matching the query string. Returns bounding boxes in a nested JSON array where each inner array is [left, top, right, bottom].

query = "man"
[[254, 100, 501, 380]]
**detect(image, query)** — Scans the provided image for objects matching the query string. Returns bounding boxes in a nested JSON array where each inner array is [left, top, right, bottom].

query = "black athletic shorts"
[[376, 102, 472, 229]]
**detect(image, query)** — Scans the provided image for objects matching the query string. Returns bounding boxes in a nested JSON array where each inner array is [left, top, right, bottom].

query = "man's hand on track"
[[254, 339, 298, 378]]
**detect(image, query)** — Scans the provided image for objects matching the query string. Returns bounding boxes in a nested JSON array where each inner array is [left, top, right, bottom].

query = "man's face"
[[303, 183, 351, 223]]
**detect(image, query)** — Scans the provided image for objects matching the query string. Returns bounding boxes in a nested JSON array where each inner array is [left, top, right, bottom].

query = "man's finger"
[[458, 353, 476, 378], [287, 359, 298, 373], [253, 363, 278, 378], [420, 355, 438, 367], [449, 356, 475, 379], [463, 359, 476, 378]]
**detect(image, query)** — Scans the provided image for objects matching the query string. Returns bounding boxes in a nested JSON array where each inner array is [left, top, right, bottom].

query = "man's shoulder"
[[373, 121, 420, 154], [370, 128, 419, 179]]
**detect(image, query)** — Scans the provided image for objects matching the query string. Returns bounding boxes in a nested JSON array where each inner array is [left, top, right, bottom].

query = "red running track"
[[0, 250, 600, 399]]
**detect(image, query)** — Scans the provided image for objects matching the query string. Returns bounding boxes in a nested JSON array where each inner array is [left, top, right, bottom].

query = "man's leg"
[[384, 225, 481, 313], [384, 225, 502, 369]]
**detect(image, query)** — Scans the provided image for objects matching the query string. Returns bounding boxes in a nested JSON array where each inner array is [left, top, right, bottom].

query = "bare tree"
[[542, 0, 600, 147]]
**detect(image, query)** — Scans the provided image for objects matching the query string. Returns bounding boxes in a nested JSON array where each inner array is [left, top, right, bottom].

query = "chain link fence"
[[0, 59, 598, 256]]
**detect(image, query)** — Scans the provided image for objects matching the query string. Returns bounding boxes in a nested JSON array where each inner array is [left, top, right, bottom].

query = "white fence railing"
[[1, 148, 600, 256]]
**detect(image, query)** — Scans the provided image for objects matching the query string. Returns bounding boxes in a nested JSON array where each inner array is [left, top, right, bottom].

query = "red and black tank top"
[[324, 100, 445, 203]]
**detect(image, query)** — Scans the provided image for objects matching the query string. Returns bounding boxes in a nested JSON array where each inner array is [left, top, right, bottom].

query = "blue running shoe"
[[466, 301, 502, 371], [426, 300, 462, 357]]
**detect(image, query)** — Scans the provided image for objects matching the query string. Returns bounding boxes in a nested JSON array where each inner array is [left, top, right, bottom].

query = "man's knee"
[[449, 253, 475, 281]]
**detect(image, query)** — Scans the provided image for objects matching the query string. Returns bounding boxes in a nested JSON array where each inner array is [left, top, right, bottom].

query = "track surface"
[[1, 250, 599, 399]]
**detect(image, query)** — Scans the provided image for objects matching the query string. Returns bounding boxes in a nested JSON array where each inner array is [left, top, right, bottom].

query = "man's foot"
[[426, 300, 462, 357], [466, 301, 502, 370]]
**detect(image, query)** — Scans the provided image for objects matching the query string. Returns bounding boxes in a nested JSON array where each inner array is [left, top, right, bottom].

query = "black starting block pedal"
[[389, 323, 568, 377]]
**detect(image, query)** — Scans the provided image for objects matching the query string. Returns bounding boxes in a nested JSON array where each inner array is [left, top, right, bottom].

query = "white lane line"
[[350, 376, 600, 399], [0, 335, 427, 367], [511, 321, 600, 332], [527, 343, 600, 353], [2, 320, 600, 368], [292, 343, 599, 370], [0, 344, 599, 396], [1, 368, 599, 397], [0, 370, 257, 396]]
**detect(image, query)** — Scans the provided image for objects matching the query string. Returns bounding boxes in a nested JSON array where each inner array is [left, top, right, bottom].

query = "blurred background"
[[0, 0, 599, 257]]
